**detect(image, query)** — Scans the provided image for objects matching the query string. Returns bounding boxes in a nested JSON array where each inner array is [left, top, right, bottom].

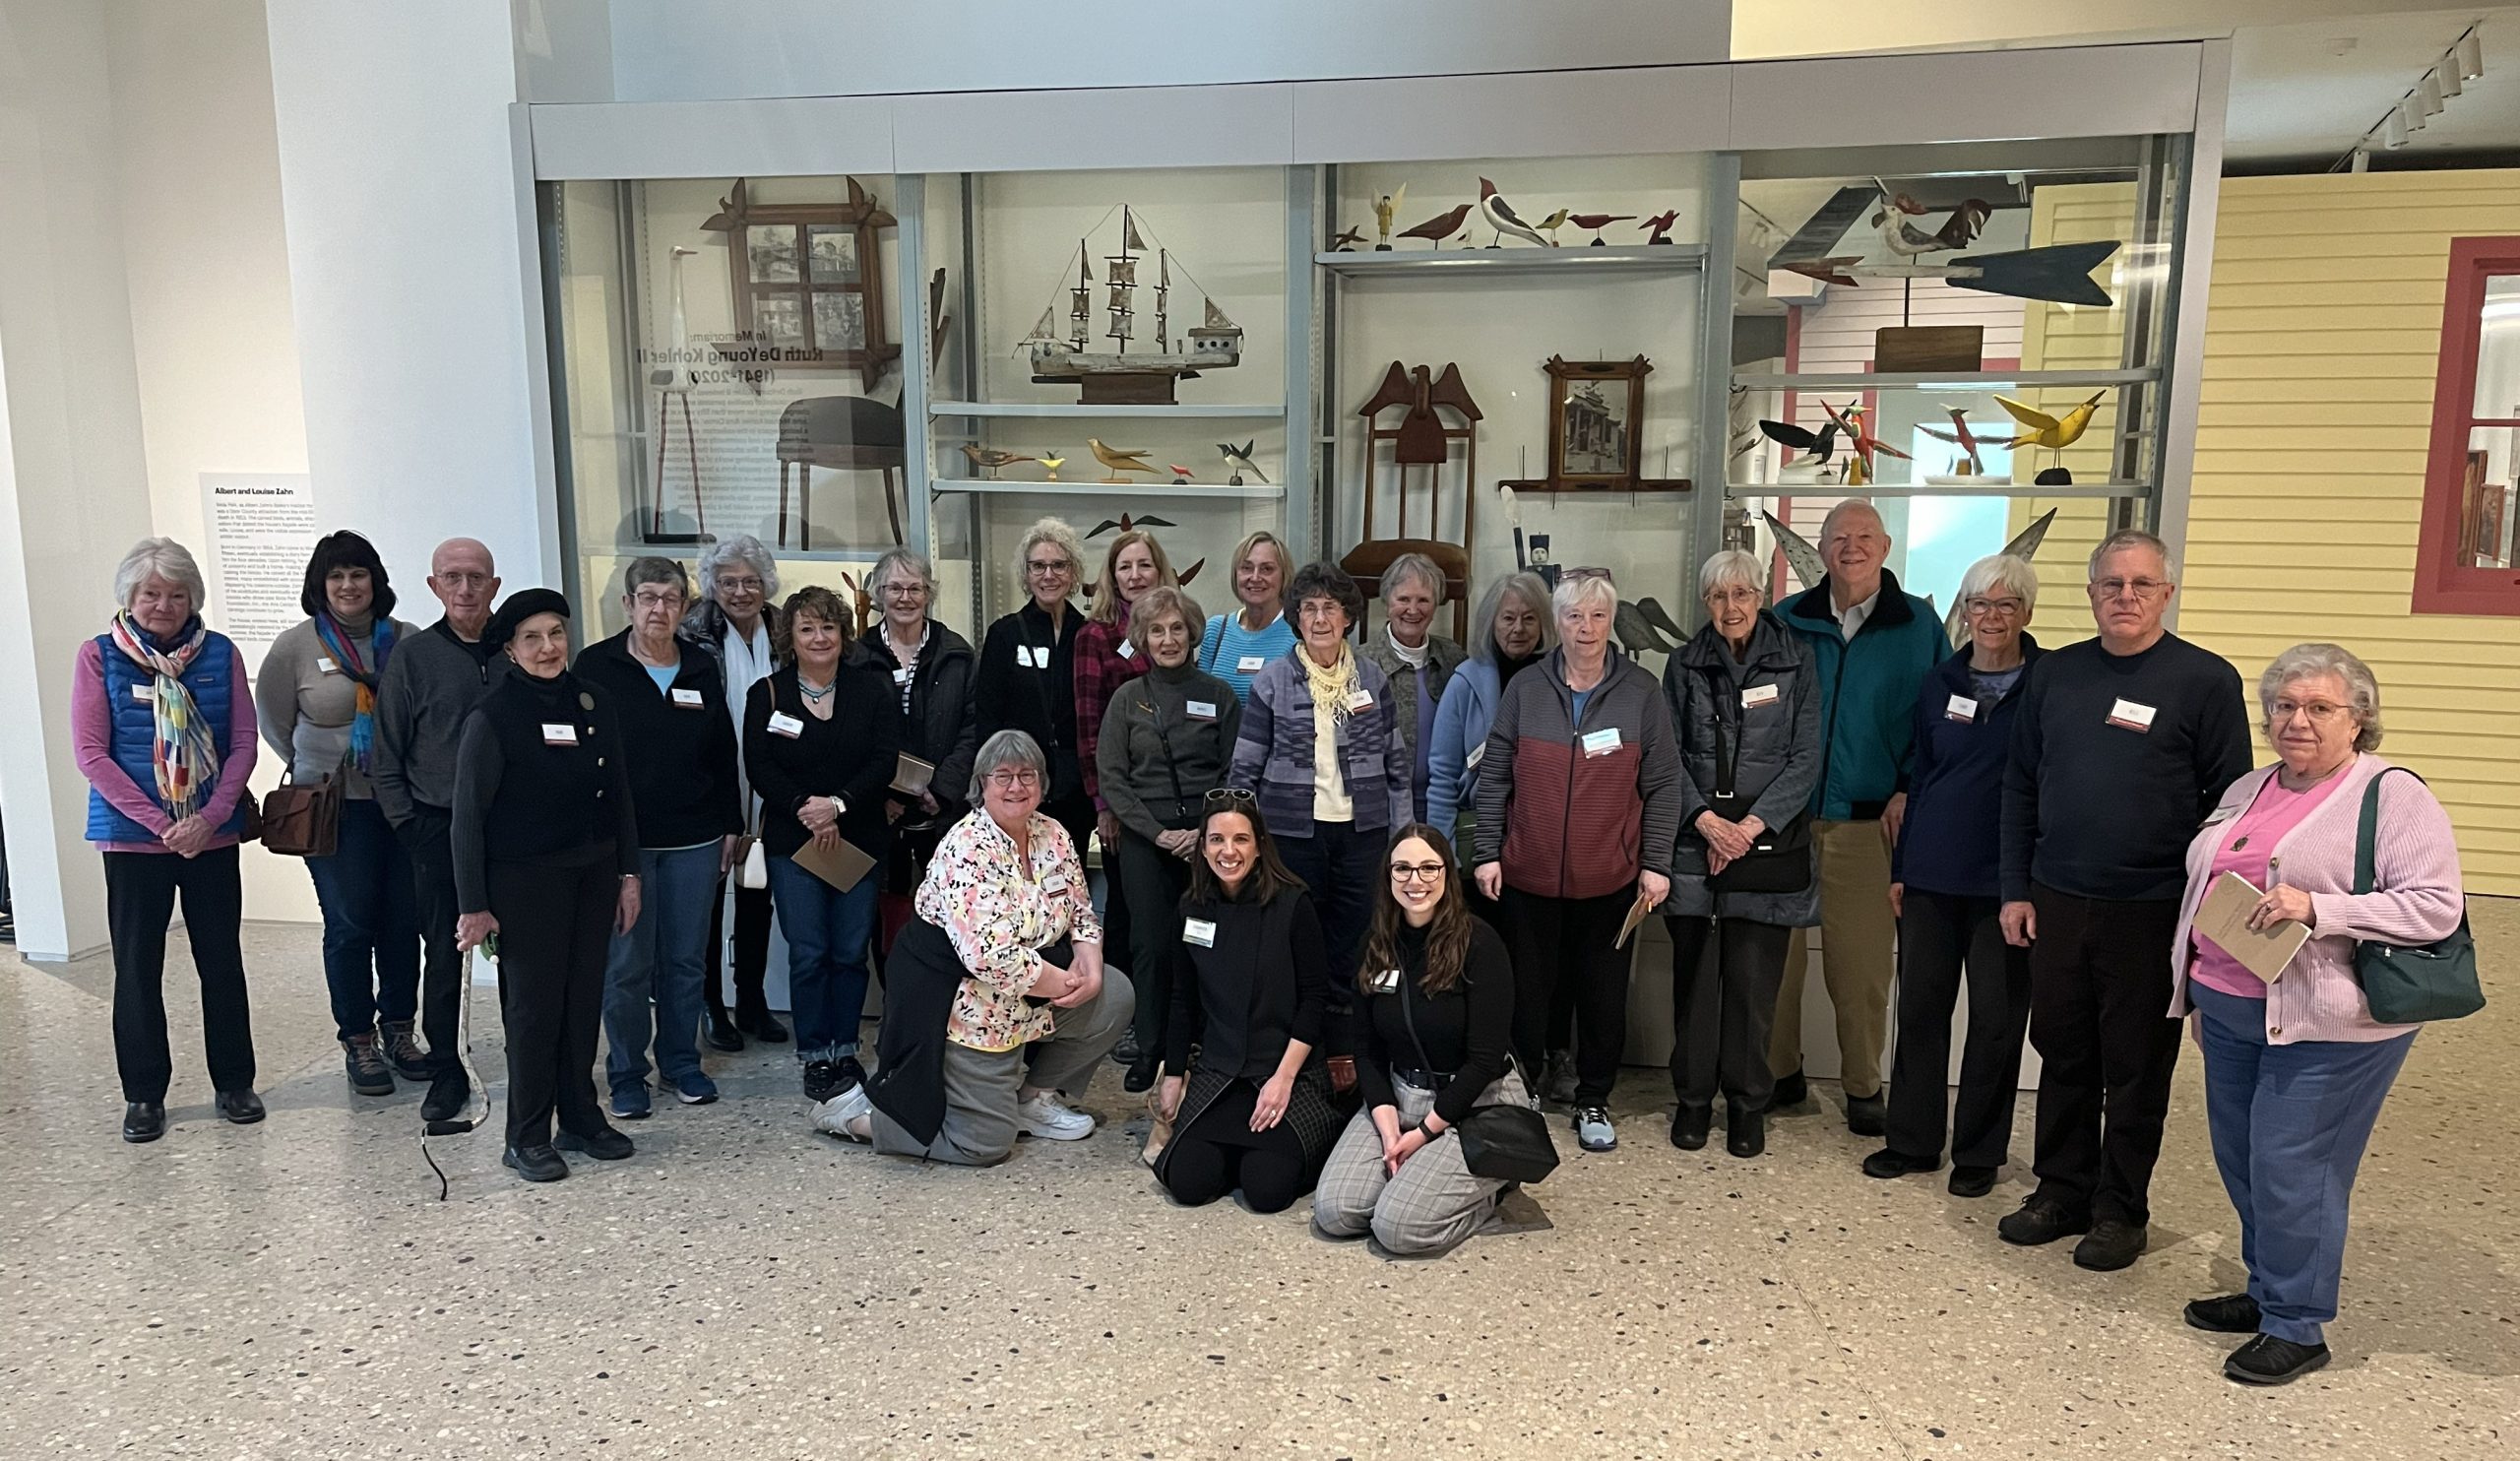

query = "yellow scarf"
[[1298, 641, 1360, 725]]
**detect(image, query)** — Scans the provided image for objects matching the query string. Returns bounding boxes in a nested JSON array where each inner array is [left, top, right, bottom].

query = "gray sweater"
[[1096, 663, 1243, 842], [255, 615, 418, 799], [373, 618, 502, 826]]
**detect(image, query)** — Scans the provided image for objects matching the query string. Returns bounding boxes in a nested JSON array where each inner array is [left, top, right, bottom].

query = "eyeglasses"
[[1562, 566, 1614, 585], [717, 577, 764, 595], [878, 581, 928, 598], [631, 591, 686, 610], [2088, 577, 2171, 602], [985, 769, 1042, 789], [1026, 558, 1073, 577], [2271, 699, 2352, 725], [1389, 862, 1448, 883], [1204, 787, 1258, 807], [1964, 596, 2027, 618], [1703, 587, 1760, 608]]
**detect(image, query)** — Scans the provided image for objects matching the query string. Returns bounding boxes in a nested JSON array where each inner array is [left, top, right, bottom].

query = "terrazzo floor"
[[1, 901, 2513, 1459]]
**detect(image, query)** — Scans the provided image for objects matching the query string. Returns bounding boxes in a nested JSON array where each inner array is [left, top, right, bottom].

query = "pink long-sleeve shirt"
[[73, 638, 260, 854], [2169, 753, 2466, 1044]]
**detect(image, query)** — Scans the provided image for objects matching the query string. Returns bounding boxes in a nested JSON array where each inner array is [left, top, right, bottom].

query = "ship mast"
[[1067, 240, 1091, 351], [1154, 249, 1170, 353], [1103, 207, 1144, 351]]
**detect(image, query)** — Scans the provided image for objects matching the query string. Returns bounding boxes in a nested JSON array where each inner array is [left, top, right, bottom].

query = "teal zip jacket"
[[1775, 567, 1949, 822]]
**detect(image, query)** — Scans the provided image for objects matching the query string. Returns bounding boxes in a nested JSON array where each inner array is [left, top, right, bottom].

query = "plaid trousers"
[[1312, 1066, 1532, 1257]]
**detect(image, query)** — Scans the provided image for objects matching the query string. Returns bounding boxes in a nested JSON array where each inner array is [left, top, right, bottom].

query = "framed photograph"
[[705, 176, 900, 389]]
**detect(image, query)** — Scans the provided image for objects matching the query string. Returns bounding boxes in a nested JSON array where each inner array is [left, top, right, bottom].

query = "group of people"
[[77, 502, 2469, 1385]]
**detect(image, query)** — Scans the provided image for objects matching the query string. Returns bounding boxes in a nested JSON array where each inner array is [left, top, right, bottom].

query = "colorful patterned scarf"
[[313, 612, 397, 771], [108, 612, 220, 820]]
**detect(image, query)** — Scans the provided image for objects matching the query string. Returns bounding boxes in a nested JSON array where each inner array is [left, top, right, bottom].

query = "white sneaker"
[[1015, 1092, 1096, 1141], [810, 1084, 872, 1142]]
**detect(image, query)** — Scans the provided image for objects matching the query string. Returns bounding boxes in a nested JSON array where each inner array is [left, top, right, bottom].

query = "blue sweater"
[[1891, 637, 2044, 900], [1776, 569, 1949, 822], [1196, 611, 1296, 706]]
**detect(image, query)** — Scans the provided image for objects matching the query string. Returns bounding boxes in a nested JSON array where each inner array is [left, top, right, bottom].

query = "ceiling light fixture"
[[2439, 55, 2464, 97], [2456, 29, 2485, 81], [2418, 71, 2446, 116], [2385, 108, 2410, 149], [2351, 148, 2370, 173], [2338, 24, 2484, 171]]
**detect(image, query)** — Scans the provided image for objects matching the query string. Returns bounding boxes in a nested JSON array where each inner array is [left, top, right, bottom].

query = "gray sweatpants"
[[1313, 1067, 1531, 1256], [870, 969, 1134, 1167]]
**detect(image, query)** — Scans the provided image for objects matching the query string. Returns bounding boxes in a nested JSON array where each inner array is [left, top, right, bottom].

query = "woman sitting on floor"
[[1150, 791, 1339, 1214]]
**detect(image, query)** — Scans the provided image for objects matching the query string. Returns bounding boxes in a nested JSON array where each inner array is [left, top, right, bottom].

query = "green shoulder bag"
[[2351, 768, 2484, 1024]]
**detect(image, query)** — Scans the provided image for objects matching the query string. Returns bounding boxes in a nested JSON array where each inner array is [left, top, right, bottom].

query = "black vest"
[[478, 669, 623, 859]]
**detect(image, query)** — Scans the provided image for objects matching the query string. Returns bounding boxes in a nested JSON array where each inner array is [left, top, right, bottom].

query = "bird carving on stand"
[[1088, 439, 1159, 482], [1757, 415, 1841, 466], [1038, 454, 1065, 481], [1534, 209, 1572, 246], [1477, 178, 1550, 248], [961, 445, 1038, 480], [1920, 406, 1989, 476], [1328, 224, 1367, 252], [1169, 465, 1196, 484], [1399, 202, 1475, 249], [1638, 210, 1680, 244], [1822, 399, 1910, 486], [1569, 213, 1635, 246], [1994, 391, 2106, 482], [1871, 186, 1993, 257], [1217, 441, 1268, 485]]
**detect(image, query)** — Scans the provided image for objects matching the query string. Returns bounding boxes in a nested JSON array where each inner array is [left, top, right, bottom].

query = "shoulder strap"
[[1395, 967, 1438, 1075], [2354, 765, 2422, 895]]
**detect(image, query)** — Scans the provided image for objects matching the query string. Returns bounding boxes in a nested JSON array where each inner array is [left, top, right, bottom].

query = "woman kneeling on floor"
[[812, 730, 1134, 1162], [1151, 792, 1340, 1213], [1313, 824, 1529, 1256]]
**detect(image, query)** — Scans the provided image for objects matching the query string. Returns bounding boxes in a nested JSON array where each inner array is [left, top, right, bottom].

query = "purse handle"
[[2352, 766, 2419, 896]]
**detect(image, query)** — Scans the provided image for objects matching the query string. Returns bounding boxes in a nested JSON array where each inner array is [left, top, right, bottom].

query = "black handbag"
[[2350, 769, 2483, 1024], [1699, 675, 1810, 896], [1397, 971, 1559, 1184]]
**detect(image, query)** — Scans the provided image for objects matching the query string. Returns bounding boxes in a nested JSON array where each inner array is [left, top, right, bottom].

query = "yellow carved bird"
[[1038, 454, 1065, 481], [1533, 208, 1572, 246], [1088, 438, 1158, 482], [1994, 391, 2106, 476]]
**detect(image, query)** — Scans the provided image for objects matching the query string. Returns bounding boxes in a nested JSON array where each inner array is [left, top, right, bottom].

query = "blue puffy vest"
[[86, 630, 247, 844]]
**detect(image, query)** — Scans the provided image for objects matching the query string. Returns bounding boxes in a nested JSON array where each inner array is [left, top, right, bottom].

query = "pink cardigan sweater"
[[2168, 753, 2466, 1045]]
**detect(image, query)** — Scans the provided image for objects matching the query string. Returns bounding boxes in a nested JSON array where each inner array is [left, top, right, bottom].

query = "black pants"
[[104, 848, 254, 1103], [1665, 915, 1790, 1113], [1887, 890, 2032, 1169], [1503, 884, 1636, 1106], [2027, 883, 2184, 1225], [1279, 820, 1381, 1057], [1160, 1080, 1318, 1214], [1470, 884, 1572, 1052], [399, 806, 468, 1073], [1116, 828, 1194, 1053], [704, 875, 775, 1020], [489, 852, 615, 1149]]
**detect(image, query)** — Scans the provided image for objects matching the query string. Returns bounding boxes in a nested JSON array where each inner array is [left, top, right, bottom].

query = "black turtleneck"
[[1165, 882, 1330, 1080], [449, 663, 638, 914], [1497, 648, 1541, 691], [1352, 917, 1517, 1126], [1096, 659, 1243, 841]]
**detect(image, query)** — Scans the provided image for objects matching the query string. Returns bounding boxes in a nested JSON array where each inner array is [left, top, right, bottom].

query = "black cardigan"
[[1353, 918, 1517, 1127], [975, 600, 1086, 802], [450, 665, 639, 915], [741, 653, 903, 859], [571, 628, 742, 849], [1164, 884, 1331, 1079], [865, 619, 979, 824]]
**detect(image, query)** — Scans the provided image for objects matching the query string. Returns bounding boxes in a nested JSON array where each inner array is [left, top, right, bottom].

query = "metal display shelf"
[[1731, 368, 2160, 392], [1316, 243, 1707, 277], [926, 401, 1288, 419], [930, 479, 1285, 501]]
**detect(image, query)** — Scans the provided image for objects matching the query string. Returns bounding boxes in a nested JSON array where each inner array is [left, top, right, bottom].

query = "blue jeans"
[[767, 855, 878, 1063], [304, 797, 421, 1041], [2191, 982, 2415, 1347], [602, 844, 719, 1093]]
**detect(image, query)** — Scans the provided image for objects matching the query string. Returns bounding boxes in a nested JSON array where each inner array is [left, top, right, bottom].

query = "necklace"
[[797, 675, 835, 703]]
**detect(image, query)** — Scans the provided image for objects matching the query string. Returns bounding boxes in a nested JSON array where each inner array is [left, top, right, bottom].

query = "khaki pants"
[[1772, 818, 1897, 1099]]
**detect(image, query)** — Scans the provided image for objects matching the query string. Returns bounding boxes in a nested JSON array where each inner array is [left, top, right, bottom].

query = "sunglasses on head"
[[1204, 787, 1258, 807]]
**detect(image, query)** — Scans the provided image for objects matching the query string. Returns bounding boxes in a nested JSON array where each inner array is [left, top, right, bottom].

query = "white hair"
[[1550, 568, 1617, 619], [698, 534, 780, 602], [2088, 529, 2177, 584], [1010, 517, 1085, 585], [870, 546, 935, 594], [1468, 572, 1553, 664], [1699, 549, 1763, 598], [114, 538, 207, 613], [1820, 498, 1885, 540], [968, 729, 1049, 803], [2259, 642, 2383, 753], [1379, 552, 1446, 606], [1958, 553, 2040, 612]]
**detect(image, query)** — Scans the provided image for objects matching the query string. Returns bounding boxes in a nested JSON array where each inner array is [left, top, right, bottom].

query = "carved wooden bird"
[[1533, 209, 1572, 245], [1357, 361, 1482, 464], [1822, 399, 1909, 484], [961, 445, 1037, 479], [1399, 202, 1474, 248], [1169, 465, 1196, 483], [1038, 455, 1065, 480], [1995, 391, 2106, 476], [1569, 213, 1635, 245], [1871, 186, 1993, 257], [1758, 416, 1840, 465], [1217, 440, 1268, 484], [1477, 178, 1550, 248], [1086, 512, 1178, 538], [1329, 224, 1367, 252], [1920, 406, 1987, 475], [1088, 438, 1158, 481], [1638, 210, 1680, 244]]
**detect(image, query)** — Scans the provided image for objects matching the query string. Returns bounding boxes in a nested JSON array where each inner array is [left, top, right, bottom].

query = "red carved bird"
[[1398, 202, 1474, 249], [1638, 210, 1681, 244], [1568, 213, 1635, 245]]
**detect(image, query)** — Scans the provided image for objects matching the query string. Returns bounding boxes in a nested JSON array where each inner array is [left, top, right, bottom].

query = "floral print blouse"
[[914, 807, 1104, 1052]]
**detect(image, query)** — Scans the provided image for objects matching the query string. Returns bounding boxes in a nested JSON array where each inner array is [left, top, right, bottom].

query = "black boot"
[[704, 1006, 745, 1052], [1769, 1067, 1808, 1109], [1725, 1106, 1765, 1158], [1669, 1106, 1712, 1151], [737, 1004, 789, 1044], [421, 1067, 472, 1124], [502, 1144, 569, 1181]]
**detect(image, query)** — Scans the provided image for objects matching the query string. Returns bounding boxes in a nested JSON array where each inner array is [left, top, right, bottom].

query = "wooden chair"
[[776, 396, 907, 549]]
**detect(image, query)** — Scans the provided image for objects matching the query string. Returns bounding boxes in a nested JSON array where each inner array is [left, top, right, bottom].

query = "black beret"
[[484, 588, 572, 649]]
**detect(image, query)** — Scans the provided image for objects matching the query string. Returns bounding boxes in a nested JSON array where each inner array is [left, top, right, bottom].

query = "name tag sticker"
[[315, 657, 339, 675], [1946, 694, 1979, 724], [1369, 968, 1403, 994], [540, 723, 578, 746], [2107, 698, 2158, 733], [1581, 727, 1622, 757], [1117, 640, 1137, 661], [892, 667, 913, 685], [1345, 688, 1375, 714], [1182, 918, 1217, 948], [670, 686, 704, 708], [1466, 743, 1485, 771], [1186, 699, 1218, 721], [1041, 871, 1072, 896], [766, 711, 804, 738], [131, 684, 156, 702], [1015, 645, 1041, 669], [1236, 654, 1267, 673], [1741, 683, 1780, 709]]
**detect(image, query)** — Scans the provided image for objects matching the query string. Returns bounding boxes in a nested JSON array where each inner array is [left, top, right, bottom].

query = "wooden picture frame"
[[1500, 354, 1688, 494], [705, 177, 902, 391]]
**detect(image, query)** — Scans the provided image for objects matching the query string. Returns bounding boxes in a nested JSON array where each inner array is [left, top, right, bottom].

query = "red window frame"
[[2415, 236, 2520, 615]]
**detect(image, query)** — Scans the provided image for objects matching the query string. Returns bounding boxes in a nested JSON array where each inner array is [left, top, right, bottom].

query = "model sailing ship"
[[1022, 206, 1243, 405]]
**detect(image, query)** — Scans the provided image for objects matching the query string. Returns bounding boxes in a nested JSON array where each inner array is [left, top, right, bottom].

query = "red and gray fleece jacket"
[[1471, 649, 1683, 900]]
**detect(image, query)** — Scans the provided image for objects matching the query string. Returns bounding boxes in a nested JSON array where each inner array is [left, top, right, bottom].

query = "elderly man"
[[1771, 500, 1947, 1134], [1998, 529, 2249, 1271], [372, 538, 503, 1124]]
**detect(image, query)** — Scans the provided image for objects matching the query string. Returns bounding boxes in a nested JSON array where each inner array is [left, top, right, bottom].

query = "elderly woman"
[[744, 586, 903, 1106], [1312, 824, 1527, 1256], [1151, 794, 1338, 1212], [863, 546, 978, 889], [1229, 560, 1412, 997], [451, 589, 641, 1182], [576, 557, 743, 1117], [76, 539, 263, 1143], [1661, 549, 1819, 1159], [1359, 552, 1467, 825], [254, 531, 424, 1097], [1475, 567, 1679, 1155], [1426, 571, 1550, 856], [1098, 586, 1241, 1091], [2168, 644, 2466, 1386], [1196, 530, 1295, 705], [976, 519, 1096, 862], [1865, 554, 2044, 1195], [684, 533, 786, 1049], [813, 731, 1135, 1163]]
